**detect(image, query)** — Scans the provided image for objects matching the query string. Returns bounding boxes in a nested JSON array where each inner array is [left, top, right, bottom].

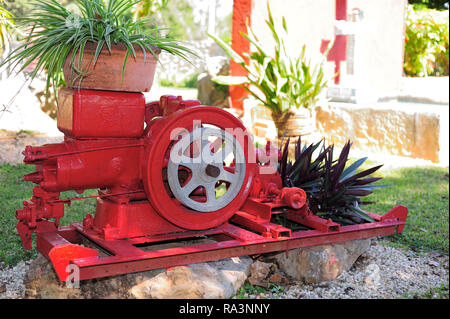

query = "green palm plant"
[[209, 2, 330, 141], [0, 0, 14, 52], [0, 0, 195, 96]]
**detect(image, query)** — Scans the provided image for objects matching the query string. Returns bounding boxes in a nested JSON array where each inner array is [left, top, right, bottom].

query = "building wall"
[[348, 0, 407, 100], [250, 0, 335, 57], [249, 0, 407, 101], [237, 0, 447, 164]]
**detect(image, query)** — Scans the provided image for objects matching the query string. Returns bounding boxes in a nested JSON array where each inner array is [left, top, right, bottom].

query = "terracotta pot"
[[63, 42, 161, 92], [271, 107, 316, 143]]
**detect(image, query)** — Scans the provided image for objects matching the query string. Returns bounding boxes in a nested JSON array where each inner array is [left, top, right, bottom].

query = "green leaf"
[[349, 206, 375, 223], [93, 39, 105, 65], [340, 158, 367, 182], [0, 0, 196, 98]]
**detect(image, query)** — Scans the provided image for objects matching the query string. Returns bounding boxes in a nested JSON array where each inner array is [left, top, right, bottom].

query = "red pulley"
[[142, 106, 257, 230]]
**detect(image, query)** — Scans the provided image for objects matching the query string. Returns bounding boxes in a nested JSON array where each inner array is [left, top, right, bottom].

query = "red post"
[[321, 0, 348, 84], [230, 0, 252, 111]]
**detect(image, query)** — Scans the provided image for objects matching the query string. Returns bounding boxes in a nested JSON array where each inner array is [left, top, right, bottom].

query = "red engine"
[[15, 88, 407, 282]]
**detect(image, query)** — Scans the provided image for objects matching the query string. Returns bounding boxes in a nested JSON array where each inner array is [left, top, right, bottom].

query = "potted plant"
[[1, 0, 195, 95], [210, 3, 330, 143]]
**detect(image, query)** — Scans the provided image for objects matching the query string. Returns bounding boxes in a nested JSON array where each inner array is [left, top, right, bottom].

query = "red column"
[[230, 0, 252, 111], [320, 0, 348, 84]]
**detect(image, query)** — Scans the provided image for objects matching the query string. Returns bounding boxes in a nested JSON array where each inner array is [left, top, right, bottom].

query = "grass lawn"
[[0, 164, 97, 265], [364, 165, 449, 254], [0, 163, 448, 266]]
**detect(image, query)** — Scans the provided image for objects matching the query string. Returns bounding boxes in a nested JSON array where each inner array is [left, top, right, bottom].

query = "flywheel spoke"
[[167, 127, 246, 212]]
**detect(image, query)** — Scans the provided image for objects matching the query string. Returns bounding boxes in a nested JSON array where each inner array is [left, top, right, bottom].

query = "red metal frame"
[[38, 204, 407, 281], [15, 90, 409, 282]]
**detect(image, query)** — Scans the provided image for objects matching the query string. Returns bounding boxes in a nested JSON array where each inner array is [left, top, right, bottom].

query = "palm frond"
[[0, 0, 195, 96]]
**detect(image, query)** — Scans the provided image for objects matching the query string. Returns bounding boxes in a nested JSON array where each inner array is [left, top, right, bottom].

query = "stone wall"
[[244, 99, 449, 164], [315, 102, 448, 164]]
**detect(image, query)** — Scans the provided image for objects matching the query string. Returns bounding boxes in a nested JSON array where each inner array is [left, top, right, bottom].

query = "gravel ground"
[[0, 260, 30, 299], [241, 242, 449, 299], [0, 240, 448, 299]]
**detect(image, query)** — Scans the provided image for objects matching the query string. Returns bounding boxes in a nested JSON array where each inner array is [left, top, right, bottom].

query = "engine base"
[[15, 91, 409, 282], [37, 200, 408, 282]]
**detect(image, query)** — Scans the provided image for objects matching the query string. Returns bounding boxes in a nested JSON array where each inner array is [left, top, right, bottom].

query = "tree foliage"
[[409, 0, 449, 10], [404, 4, 449, 76]]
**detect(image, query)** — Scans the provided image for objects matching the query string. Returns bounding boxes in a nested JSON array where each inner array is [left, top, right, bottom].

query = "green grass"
[[0, 164, 448, 266], [404, 283, 449, 299], [233, 283, 284, 299], [0, 164, 97, 266], [363, 166, 449, 254], [159, 72, 200, 89]]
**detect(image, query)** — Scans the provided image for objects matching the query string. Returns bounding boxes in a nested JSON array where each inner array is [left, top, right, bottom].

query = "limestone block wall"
[[315, 102, 448, 163], [244, 99, 449, 164]]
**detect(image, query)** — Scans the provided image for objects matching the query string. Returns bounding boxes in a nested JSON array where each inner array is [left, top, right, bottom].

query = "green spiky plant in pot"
[[278, 136, 390, 225], [1, 0, 196, 96]]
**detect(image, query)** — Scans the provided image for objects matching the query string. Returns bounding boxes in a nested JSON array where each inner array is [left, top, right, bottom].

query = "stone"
[[270, 239, 371, 284], [23, 254, 252, 299], [363, 264, 381, 289], [247, 260, 272, 287], [129, 257, 252, 299], [197, 56, 230, 108], [314, 102, 448, 164], [268, 273, 287, 284]]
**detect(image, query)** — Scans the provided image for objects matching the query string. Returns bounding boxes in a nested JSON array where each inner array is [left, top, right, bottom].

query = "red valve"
[[281, 188, 307, 210]]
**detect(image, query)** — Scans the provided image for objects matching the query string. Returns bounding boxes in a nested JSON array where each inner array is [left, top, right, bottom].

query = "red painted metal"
[[57, 88, 146, 138], [37, 204, 407, 281], [320, 0, 348, 84], [230, 0, 253, 111], [15, 88, 409, 282]]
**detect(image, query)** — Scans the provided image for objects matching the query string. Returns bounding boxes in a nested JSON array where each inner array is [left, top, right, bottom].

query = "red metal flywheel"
[[142, 106, 256, 230]]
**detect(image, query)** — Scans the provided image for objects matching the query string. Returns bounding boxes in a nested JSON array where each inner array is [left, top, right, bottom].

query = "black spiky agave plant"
[[278, 137, 390, 225]]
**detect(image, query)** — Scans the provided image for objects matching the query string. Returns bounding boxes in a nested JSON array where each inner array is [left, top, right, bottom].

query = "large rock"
[[268, 239, 371, 284], [24, 255, 252, 299], [247, 260, 272, 287], [23, 240, 370, 298], [197, 56, 230, 108], [130, 257, 252, 299]]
